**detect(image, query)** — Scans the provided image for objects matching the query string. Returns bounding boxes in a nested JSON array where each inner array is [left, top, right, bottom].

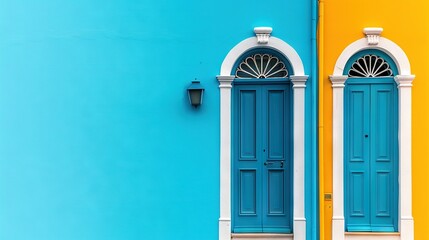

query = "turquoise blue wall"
[[0, 0, 316, 239]]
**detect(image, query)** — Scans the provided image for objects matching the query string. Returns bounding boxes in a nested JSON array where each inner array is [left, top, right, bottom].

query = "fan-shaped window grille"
[[235, 54, 288, 79], [348, 54, 393, 77]]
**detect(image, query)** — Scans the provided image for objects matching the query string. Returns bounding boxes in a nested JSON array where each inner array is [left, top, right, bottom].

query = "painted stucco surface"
[[0, 0, 316, 239]]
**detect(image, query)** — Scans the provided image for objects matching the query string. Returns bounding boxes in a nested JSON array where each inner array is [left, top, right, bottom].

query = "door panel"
[[345, 83, 397, 232], [239, 170, 258, 215], [267, 170, 285, 214], [374, 171, 390, 216], [350, 171, 366, 217], [349, 86, 369, 163], [267, 90, 285, 159], [372, 86, 392, 161], [233, 84, 291, 233], [239, 90, 257, 160]]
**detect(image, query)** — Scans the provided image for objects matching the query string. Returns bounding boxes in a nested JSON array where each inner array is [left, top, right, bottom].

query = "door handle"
[[264, 161, 284, 168]]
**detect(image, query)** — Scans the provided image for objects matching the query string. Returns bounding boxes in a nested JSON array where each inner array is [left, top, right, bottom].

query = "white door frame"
[[329, 28, 415, 240], [217, 27, 308, 240]]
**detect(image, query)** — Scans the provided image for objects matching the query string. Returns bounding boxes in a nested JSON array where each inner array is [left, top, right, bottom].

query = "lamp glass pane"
[[189, 89, 202, 106]]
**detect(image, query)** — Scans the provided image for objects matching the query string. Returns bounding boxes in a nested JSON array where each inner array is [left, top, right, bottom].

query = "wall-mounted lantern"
[[187, 81, 205, 107]]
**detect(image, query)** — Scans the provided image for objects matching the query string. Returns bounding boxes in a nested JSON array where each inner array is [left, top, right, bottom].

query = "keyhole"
[[263, 149, 266, 152], [365, 134, 369, 138]]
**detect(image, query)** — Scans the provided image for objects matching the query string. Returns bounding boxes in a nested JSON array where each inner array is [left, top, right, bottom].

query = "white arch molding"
[[330, 28, 415, 240], [217, 27, 308, 240]]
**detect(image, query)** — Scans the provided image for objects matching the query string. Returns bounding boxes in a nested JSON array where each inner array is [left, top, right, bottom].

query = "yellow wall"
[[320, 0, 429, 239]]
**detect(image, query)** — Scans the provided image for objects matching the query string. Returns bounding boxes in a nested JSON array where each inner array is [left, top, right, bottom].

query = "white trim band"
[[217, 27, 307, 240]]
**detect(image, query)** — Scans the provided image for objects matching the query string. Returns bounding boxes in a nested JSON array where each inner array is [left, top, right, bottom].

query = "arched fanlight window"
[[348, 54, 393, 77], [235, 53, 289, 79]]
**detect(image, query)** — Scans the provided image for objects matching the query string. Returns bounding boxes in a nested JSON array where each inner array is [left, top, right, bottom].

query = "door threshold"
[[345, 232, 400, 240], [231, 233, 293, 240]]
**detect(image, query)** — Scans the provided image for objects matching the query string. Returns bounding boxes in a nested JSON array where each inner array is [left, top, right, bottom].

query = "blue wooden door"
[[233, 83, 292, 233], [345, 82, 398, 232]]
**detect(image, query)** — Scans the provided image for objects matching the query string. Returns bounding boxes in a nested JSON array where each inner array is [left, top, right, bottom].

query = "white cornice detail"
[[329, 75, 348, 88], [363, 27, 383, 45], [394, 75, 415, 87], [291, 75, 308, 88], [217, 76, 234, 88], [254, 27, 272, 44]]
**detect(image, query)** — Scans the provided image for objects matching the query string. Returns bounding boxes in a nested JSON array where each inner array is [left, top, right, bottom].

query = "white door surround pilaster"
[[330, 28, 415, 240], [217, 27, 308, 240]]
